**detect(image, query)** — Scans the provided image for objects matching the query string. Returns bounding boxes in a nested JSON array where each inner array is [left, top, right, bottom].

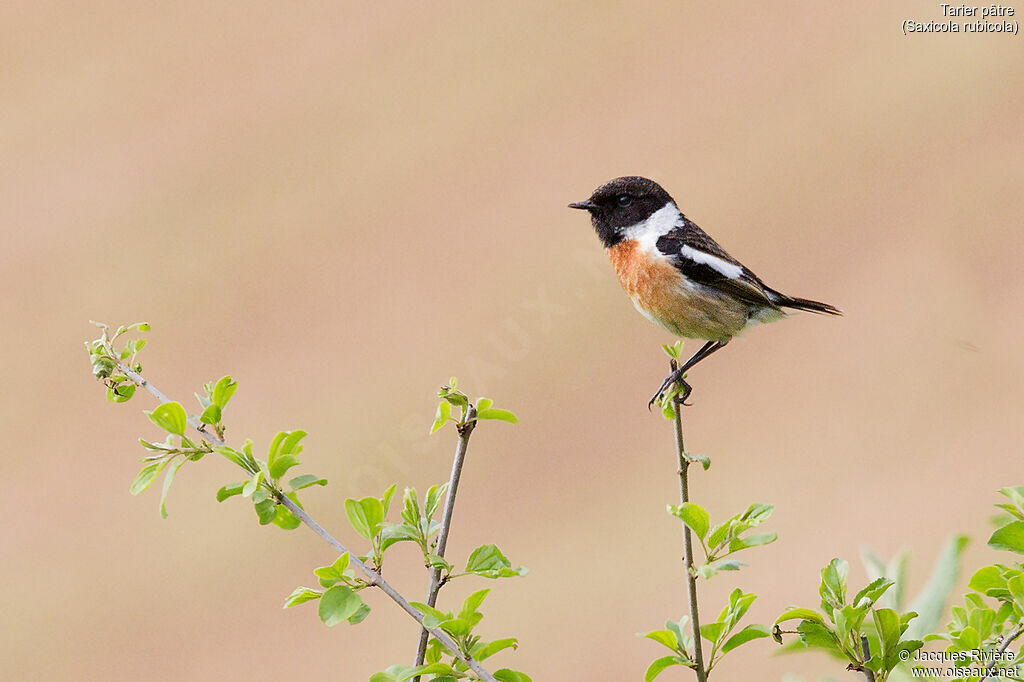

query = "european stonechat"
[[570, 176, 841, 408]]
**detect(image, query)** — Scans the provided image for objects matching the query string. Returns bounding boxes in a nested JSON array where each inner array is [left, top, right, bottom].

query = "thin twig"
[[982, 624, 1024, 680], [412, 405, 478, 679], [116, 362, 499, 682], [858, 634, 876, 682], [670, 358, 707, 682]]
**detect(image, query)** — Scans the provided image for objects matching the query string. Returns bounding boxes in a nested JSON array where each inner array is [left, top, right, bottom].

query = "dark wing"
[[655, 216, 781, 310]]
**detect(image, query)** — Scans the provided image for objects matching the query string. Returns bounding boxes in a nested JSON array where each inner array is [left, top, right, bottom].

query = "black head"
[[569, 176, 676, 247]]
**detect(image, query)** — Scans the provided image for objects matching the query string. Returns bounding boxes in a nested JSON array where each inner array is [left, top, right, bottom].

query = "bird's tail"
[[767, 289, 843, 316]]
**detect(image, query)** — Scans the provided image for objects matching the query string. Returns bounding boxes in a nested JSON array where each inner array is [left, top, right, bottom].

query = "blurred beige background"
[[3, 1, 1023, 680]]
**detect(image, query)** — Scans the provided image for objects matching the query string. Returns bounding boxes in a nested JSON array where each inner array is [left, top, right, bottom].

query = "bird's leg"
[[648, 339, 730, 410]]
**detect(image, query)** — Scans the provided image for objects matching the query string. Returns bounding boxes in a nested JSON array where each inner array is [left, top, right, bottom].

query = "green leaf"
[[795, 621, 843, 653], [214, 445, 247, 469], [345, 497, 385, 540], [145, 402, 188, 436], [199, 404, 222, 426], [665, 617, 691, 652], [697, 559, 746, 579], [347, 602, 370, 625], [671, 502, 710, 541], [439, 617, 471, 637], [700, 621, 727, 644], [410, 602, 446, 625], [211, 376, 238, 407], [493, 670, 533, 682], [953, 624, 980, 650], [472, 637, 518, 661], [289, 474, 328, 490], [662, 341, 683, 359], [130, 460, 168, 495], [683, 452, 711, 470], [401, 663, 456, 680], [318, 585, 364, 626], [475, 407, 518, 424], [721, 623, 770, 653], [431, 400, 451, 434], [728, 532, 777, 552], [645, 656, 687, 681], [820, 558, 849, 610], [254, 498, 277, 525], [465, 544, 527, 578], [242, 470, 264, 497], [267, 431, 287, 462], [426, 554, 453, 572], [268, 454, 300, 480], [108, 381, 136, 403], [265, 430, 305, 480], [424, 484, 447, 520], [775, 607, 826, 626], [159, 458, 185, 518], [272, 501, 301, 530], [873, 608, 901, 661], [216, 482, 246, 502], [641, 629, 680, 652], [968, 565, 1006, 595], [283, 586, 322, 608], [853, 577, 894, 609], [278, 430, 307, 456], [475, 398, 493, 412], [989, 521, 1024, 554], [459, 588, 491, 621], [139, 436, 173, 453]]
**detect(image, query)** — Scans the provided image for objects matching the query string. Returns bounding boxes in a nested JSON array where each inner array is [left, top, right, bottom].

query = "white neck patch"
[[622, 202, 682, 254]]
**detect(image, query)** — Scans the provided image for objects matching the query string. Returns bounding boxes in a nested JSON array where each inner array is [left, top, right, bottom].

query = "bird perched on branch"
[[570, 176, 840, 408]]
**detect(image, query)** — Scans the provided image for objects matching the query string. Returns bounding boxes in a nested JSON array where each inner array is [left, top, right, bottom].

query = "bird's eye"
[[616, 194, 632, 206]]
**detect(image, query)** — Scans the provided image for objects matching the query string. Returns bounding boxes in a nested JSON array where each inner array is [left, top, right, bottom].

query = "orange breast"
[[606, 240, 681, 310], [605, 240, 748, 341]]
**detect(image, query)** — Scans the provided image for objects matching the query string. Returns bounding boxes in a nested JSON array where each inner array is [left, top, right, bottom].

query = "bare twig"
[[412, 405, 478, 679], [670, 358, 707, 682], [857, 634, 876, 682], [115, 362, 499, 682], [982, 624, 1024, 681]]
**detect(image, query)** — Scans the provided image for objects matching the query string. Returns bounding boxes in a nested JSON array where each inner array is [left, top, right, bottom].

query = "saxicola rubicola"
[[570, 176, 841, 408]]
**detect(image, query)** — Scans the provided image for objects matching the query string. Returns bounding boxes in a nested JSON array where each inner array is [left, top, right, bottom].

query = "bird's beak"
[[568, 200, 598, 211]]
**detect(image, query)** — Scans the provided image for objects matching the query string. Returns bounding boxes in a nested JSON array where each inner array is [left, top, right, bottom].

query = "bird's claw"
[[648, 377, 693, 411]]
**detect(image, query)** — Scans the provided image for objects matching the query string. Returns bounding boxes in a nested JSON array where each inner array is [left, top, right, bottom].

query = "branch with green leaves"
[[773, 489, 1024, 682], [921, 487, 1024, 681], [773, 558, 924, 682], [86, 322, 529, 682], [640, 343, 773, 681], [411, 381, 520, 681]]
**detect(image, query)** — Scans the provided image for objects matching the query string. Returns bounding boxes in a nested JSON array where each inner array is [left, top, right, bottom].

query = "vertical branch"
[[412, 404, 478, 677], [670, 358, 707, 682]]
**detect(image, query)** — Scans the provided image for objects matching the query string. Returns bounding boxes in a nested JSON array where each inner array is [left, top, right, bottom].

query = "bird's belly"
[[630, 285, 749, 341]]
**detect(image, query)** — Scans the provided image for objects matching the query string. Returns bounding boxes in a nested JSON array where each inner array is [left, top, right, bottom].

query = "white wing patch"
[[678, 244, 744, 279]]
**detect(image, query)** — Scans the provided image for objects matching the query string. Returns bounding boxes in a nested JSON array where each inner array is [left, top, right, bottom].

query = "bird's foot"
[[648, 371, 692, 410]]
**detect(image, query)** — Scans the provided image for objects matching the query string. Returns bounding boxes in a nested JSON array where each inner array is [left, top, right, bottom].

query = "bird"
[[569, 176, 841, 409]]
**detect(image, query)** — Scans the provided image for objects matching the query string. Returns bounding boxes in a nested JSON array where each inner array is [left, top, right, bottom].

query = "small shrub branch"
[[412, 404, 478, 678], [670, 357, 708, 682], [112, 360, 500, 682]]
